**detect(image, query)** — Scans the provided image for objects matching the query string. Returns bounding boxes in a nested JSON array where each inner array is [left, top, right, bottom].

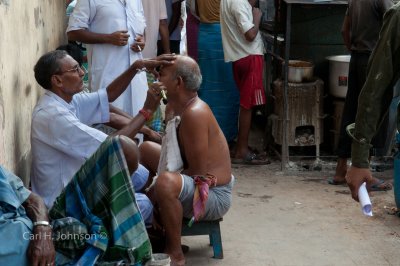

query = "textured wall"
[[0, 0, 66, 184]]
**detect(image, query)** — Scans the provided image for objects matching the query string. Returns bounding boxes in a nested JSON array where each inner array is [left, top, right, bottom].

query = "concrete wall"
[[0, 0, 66, 184]]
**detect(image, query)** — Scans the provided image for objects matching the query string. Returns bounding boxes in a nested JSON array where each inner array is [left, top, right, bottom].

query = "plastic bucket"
[[326, 55, 351, 98]]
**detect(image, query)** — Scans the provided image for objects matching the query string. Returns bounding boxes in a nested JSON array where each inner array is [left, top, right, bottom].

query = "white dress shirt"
[[67, 0, 148, 117], [31, 90, 109, 208]]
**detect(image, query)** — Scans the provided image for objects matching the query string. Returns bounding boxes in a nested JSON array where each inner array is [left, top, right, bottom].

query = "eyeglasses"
[[56, 65, 87, 75]]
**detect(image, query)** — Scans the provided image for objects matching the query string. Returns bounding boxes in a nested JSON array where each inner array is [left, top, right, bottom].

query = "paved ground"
[[182, 160, 400, 266]]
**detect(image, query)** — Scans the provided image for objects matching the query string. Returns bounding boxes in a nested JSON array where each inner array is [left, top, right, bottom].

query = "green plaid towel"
[[146, 72, 164, 133], [51, 217, 88, 258], [50, 136, 152, 265]]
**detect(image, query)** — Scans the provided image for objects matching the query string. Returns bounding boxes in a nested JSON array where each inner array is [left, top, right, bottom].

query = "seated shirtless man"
[[140, 55, 234, 266]]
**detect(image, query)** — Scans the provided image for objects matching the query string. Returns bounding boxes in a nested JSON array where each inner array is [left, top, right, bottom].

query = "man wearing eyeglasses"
[[30, 50, 175, 224]]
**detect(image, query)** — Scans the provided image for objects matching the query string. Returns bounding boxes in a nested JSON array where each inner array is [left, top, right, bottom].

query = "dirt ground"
[[182, 160, 400, 266]]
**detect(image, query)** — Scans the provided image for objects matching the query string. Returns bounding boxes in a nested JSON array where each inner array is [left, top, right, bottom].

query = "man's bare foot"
[[166, 248, 185, 266]]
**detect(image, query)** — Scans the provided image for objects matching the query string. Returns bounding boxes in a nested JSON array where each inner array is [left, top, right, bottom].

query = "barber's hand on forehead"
[[143, 82, 166, 113], [109, 30, 130, 46], [141, 54, 176, 79]]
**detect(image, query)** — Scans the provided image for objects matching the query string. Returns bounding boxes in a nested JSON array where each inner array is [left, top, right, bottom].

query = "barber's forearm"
[[106, 112, 131, 130], [23, 193, 49, 223], [110, 105, 133, 119], [111, 113, 148, 140], [106, 60, 143, 102], [67, 29, 111, 44]]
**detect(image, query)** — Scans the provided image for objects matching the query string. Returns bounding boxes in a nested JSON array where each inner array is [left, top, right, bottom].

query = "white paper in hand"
[[358, 182, 373, 216]]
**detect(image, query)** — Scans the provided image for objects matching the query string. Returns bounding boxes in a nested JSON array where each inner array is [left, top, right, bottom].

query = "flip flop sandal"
[[327, 177, 346, 185], [370, 179, 392, 191]]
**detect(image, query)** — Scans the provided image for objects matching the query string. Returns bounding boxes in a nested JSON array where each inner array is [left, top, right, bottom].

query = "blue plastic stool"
[[181, 218, 223, 259]]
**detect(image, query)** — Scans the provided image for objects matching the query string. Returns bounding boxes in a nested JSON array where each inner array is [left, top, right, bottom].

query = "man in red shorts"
[[220, 0, 269, 164]]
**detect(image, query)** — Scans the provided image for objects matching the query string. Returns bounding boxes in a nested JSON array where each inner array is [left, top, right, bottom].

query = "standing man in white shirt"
[[142, 0, 170, 58], [220, 0, 269, 165], [67, 0, 148, 120], [31, 50, 175, 221]]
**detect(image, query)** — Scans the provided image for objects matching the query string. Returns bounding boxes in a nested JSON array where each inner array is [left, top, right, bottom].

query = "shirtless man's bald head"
[[160, 55, 202, 92], [174, 56, 202, 92]]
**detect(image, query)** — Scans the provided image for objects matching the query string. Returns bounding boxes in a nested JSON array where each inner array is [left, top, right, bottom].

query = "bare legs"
[[234, 106, 252, 159], [139, 141, 186, 265], [154, 172, 185, 266], [332, 157, 348, 183]]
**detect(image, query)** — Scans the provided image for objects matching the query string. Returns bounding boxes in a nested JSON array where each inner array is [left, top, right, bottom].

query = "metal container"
[[288, 60, 314, 83], [326, 55, 350, 98]]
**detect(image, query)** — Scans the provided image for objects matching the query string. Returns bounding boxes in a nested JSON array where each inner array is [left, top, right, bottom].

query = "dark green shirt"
[[348, 0, 393, 52], [352, 3, 400, 168]]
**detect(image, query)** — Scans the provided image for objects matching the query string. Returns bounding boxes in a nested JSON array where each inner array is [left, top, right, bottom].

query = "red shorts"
[[232, 55, 266, 109]]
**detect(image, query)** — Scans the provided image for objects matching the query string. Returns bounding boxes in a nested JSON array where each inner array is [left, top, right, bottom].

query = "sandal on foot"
[[369, 179, 392, 191], [231, 152, 270, 165], [327, 177, 346, 185]]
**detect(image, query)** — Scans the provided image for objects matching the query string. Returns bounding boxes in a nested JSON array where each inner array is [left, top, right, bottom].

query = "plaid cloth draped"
[[51, 217, 88, 257], [146, 72, 164, 133], [190, 174, 217, 226], [147, 106, 163, 133], [50, 136, 152, 265]]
